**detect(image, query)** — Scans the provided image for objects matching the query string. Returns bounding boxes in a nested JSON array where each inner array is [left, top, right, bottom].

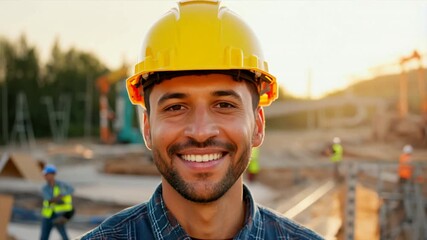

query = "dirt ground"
[[4, 125, 427, 239]]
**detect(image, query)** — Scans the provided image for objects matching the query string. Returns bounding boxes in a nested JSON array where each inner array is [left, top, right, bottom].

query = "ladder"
[[10, 92, 36, 149], [41, 95, 71, 143], [344, 162, 357, 240]]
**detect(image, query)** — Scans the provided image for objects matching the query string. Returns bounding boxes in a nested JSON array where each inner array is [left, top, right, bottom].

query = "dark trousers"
[[40, 213, 70, 240]]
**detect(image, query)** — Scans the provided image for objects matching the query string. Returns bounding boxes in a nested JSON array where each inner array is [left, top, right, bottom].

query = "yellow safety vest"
[[41, 185, 73, 218], [331, 144, 343, 163], [248, 148, 260, 174]]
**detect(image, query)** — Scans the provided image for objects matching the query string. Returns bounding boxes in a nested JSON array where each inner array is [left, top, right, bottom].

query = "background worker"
[[247, 147, 260, 182], [97, 77, 116, 144], [40, 164, 74, 240], [80, 1, 323, 239], [397, 144, 414, 224], [329, 137, 343, 180], [398, 144, 413, 184]]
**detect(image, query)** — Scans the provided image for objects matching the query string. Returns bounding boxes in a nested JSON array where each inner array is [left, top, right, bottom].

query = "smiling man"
[[80, 1, 323, 239]]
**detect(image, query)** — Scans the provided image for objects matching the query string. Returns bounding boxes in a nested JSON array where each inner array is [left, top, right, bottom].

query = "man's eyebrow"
[[158, 92, 188, 105], [213, 90, 242, 102]]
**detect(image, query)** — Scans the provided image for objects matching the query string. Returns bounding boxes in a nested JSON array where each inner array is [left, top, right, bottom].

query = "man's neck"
[[48, 180, 56, 187], [162, 178, 246, 239]]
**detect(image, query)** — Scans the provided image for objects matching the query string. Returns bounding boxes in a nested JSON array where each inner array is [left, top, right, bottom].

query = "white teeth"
[[182, 153, 222, 162]]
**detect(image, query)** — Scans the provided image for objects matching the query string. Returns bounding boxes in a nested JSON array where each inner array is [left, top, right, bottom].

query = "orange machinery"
[[399, 50, 427, 119], [96, 66, 128, 144]]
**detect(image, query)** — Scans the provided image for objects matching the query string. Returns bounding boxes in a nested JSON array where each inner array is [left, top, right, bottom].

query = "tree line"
[[0, 35, 110, 145], [0, 34, 299, 145]]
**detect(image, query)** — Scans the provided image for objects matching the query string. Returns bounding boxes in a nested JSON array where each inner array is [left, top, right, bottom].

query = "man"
[[397, 144, 414, 224], [80, 1, 323, 239], [329, 137, 343, 180], [398, 144, 413, 183], [40, 164, 75, 240]]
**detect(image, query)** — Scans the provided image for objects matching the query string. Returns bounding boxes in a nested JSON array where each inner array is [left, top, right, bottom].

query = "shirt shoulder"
[[56, 180, 75, 194], [41, 183, 49, 192], [55, 180, 71, 189], [78, 202, 154, 240], [258, 206, 324, 240]]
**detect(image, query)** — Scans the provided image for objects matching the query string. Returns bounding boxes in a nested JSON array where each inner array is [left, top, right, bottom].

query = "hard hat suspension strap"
[[141, 70, 265, 93]]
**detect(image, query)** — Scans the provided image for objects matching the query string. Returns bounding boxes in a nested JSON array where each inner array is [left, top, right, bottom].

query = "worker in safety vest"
[[40, 164, 74, 240], [329, 137, 343, 180], [398, 145, 413, 183], [247, 147, 260, 182]]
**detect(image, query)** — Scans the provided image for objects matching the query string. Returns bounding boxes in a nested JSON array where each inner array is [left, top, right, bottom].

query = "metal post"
[[41, 95, 71, 143], [60, 94, 71, 141], [413, 165, 427, 240], [10, 92, 35, 149], [41, 96, 58, 141], [344, 162, 357, 240], [399, 65, 408, 119], [84, 75, 93, 139], [0, 56, 7, 144], [306, 69, 315, 129], [376, 163, 389, 239]]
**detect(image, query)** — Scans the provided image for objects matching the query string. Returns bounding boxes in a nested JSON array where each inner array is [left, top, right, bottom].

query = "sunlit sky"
[[1, 0, 426, 98]]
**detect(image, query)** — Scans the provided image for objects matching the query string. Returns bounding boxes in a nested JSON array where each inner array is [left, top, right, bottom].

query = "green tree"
[[42, 38, 108, 137], [0, 35, 42, 141], [0, 35, 110, 144]]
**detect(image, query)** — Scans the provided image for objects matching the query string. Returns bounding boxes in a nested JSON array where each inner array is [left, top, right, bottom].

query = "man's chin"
[[173, 180, 231, 203]]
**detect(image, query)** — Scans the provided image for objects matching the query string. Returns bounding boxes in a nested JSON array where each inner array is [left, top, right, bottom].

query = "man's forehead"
[[153, 73, 244, 89], [150, 74, 250, 100]]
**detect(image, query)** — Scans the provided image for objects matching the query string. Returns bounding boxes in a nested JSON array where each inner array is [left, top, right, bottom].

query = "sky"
[[1, 0, 426, 98]]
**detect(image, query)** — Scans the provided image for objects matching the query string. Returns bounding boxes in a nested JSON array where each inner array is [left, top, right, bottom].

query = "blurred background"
[[0, 1, 426, 239]]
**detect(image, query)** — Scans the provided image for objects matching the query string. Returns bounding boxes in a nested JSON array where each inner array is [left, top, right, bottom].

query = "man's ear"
[[143, 111, 152, 150], [252, 107, 265, 147]]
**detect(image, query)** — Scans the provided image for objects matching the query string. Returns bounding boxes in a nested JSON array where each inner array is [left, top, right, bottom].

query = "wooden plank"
[[11, 153, 44, 182], [0, 152, 44, 182], [0, 194, 14, 240]]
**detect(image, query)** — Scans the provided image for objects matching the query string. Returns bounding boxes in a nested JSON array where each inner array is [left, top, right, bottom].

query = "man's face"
[[44, 173, 55, 182], [143, 74, 264, 203]]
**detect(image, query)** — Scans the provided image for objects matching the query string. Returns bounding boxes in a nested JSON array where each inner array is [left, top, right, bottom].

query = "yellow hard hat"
[[126, 0, 278, 108]]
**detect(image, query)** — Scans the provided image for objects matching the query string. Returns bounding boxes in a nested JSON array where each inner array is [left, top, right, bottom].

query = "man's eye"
[[216, 102, 235, 108], [165, 105, 184, 111]]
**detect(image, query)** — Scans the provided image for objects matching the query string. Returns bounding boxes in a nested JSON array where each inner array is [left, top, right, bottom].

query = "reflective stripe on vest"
[[41, 200, 53, 218], [41, 185, 73, 218]]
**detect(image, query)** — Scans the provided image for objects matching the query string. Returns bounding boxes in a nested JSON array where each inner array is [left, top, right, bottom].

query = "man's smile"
[[180, 153, 224, 163]]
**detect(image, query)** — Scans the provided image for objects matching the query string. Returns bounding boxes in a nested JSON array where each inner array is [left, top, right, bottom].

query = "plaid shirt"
[[79, 184, 324, 240]]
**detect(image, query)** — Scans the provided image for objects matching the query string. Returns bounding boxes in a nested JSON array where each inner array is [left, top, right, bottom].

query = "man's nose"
[[184, 107, 219, 143]]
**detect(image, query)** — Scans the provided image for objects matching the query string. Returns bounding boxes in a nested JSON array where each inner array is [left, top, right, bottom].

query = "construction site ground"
[[1, 126, 427, 240]]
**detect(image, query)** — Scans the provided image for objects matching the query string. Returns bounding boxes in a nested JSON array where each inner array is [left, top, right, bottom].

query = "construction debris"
[[0, 152, 44, 182], [103, 153, 158, 176]]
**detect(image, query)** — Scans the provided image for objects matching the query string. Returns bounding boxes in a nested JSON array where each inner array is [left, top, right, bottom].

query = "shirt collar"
[[147, 184, 261, 239]]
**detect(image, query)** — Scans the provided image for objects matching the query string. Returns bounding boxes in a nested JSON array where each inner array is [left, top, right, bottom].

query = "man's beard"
[[152, 138, 251, 203]]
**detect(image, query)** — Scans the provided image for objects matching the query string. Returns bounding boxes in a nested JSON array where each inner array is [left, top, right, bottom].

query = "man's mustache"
[[168, 138, 236, 156]]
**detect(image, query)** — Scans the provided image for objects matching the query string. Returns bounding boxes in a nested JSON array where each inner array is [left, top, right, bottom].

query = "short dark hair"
[[143, 70, 260, 115]]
